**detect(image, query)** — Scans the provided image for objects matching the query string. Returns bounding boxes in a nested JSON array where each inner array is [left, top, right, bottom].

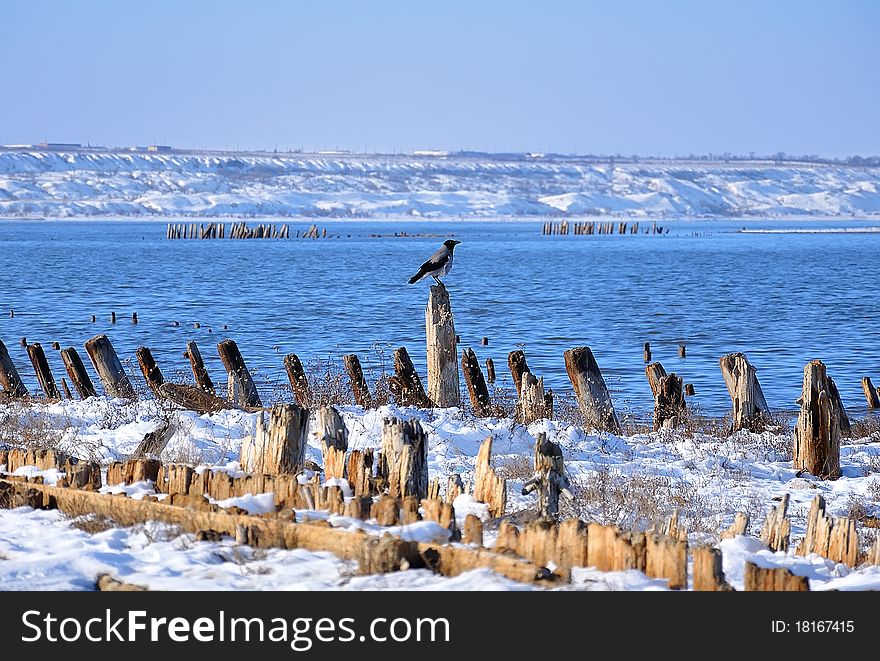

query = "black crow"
[[408, 239, 461, 285]]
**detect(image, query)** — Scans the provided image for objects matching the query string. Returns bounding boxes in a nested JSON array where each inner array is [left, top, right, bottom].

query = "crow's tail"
[[408, 269, 425, 284]]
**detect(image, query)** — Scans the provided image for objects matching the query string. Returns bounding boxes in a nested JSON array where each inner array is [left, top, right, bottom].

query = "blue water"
[[1, 218, 878, 418]]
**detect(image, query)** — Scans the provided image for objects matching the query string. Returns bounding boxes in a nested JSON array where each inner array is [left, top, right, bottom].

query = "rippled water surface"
[[1, 218, 878, 418]]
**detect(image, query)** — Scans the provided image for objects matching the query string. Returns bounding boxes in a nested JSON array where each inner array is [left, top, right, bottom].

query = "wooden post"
[[426, 284, 460, 408], [27, 343, 60, 399], [719, 352, 771, 432], [380, 418, 428, 500], [84, 334, 137, 399], [461, 348, 492, 417], [645, 533, 688, 590], [862, 377, 880, 408], [343, 354, 373, 408], [563, 346, 621, 433], [317, 405, 348, 480], [793, 360, 841, 480], [522, 433, 572, 519], [239, 404, 309, 475], [462, 514, 483, 546], [485, 358, 495, 385], [678, 343, 686, 358], [61, 378, 73, 399], [508, 350, 530, 397], [217, 339, 262, 408], [826, 375, 851, 436], [0, 339, 28, 397], [60, 347, 97, 399], [518, 372, 546, 424], [186, 341, 215, 395], [388, 346, 430, 408], [760, 494, 791, 552], [643, 342, 651, 363], [283, 353, 312, 408], [743, 563, 809, 591], [685, 383, 695, 396], [721, 512, 750, 540], [473, 437, 507, 518], [653, 373, 686, 431], [796, 495, 859, 567], [135, 346, 164, 397], [645, 361, 667, 397], [347, 449, 374, 497]]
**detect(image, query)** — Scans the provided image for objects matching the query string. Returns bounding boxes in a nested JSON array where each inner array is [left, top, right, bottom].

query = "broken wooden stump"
[[96, 574, 147, 592], [507, 350, 530, 397], [461, 347, 492, 417], [793, 360, 841, 479], [106, 459, 162, 486], [132, 422, 175, 459], [653, 372, 686, 431], [186, 340, 215, 395], [826, 374, 851, 436], [388, 346, 431, 408], [425, 283, 460, 408], [517, 372, 547, 424], [135, 346, 164, 397], [862, 376, 880, 408], [60, 347, 97, 399], [446, 474, 464, 504], [401, 495, 421, 524], [0, 339, 28, 397], [645, 533, 688, 590], [239, 404, 309, 475], [563, 346, 621, 433], [158, 382, 234, 415], [643, 342, 651, 363], [720, 512, 750, 540], [421, 497, 457, 538], [645, 361, 667, 397], [719, 352, 771, 432], [26, 342, 60, 399], [317, 405, 348, 480], [84, 334, 137, 399], [796, 494, 859, 567], [379, 417, 428, 500], [343, 353, 373, 408], [522, 433, 572, 519], [347, 449, 374, 497], [743, 562, 809, 591], [586, 522, 645, 572], [462, 514, 483, 546], [760, 495, 791, 552], [485, 358, 495, 385], [371, 495, 400, 526], [473, 437, 507, 518], [217, 339, 262, 408], [692, 546, 734, 591], [344, 495, 373, 520]]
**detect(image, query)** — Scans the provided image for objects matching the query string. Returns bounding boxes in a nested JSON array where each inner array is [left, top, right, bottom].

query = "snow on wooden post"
[[862, 376, 880, 408], [380, 417, 428, 500], [719, 352, 771, 432], [0, 339, 28, 397], [239, 404, 309, 475], [518, 372, 546, 424], [425, 283, 460, 408], [522, 433, 572, 519], [473, 437, 507, 518], [135, 346, 164, 397], [283, 353, 312, 408], [507, 350, 530, 397], [317, 405, 348, 480], [563, 346, 621, 433], [653, 373, 686, 431], [645, 361, 667, 398], [388, 346, 431, 408], [26, 342, 60, 399], [743, 563, 809, 591], [343, 353, 373, 409], [461, 347, 492, 417], [60, 347, 97, 399], [217, 339, 262, 408], [793, 360, 841, 480], [186, 340, 215, 395], [85, 334, 137, 399]]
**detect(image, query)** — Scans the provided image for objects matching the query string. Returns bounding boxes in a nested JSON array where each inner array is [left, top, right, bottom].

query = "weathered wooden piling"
[[461, 348, 492, 417], [60, 347, 97, 399], [719, 352, 771, 432], [27, 343, 60, 399], [343, 354, 373, 409], [744, 563, 809, 591], [388, 346, 431, 408], [563, 346, 621, 433], [793, 360, 841, 480], [61, 378, 73, 400], [508, 350, 530, 397], [692, 547, 733, 591], [826, 376, 851, 435], [473, 437, 507, 518], [653, 373, 686, 431], [685, 383, 695, 396], [84, 334, 137, 399], [217, 339, 262, 408], [643, 342, 651, 363], [678, 343, 686, 358], [185, 340, 215, 394], [862, 376, 880, 408], [380, 418, 428, 500], [522, 433, 572, 518], [425, 284, 460, 408], [796, 494, 859, 568], [283, 353, 312, 408], [347, 449, 374, 497], [462, 514, 483, 546], [760, 494, 791, 552], [645, 361, 667, 397], [317, 405, 348, 480], [135, 346, 164, 397], [239, 404, 309, 475], [485, 358, 495, 385], [132, 312, 138, 325], [518, 372, 547, 424], [0, 339, 28, 397]]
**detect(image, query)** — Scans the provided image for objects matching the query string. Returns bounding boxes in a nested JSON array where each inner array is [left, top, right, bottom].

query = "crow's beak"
[[453, 240, 462, 245]]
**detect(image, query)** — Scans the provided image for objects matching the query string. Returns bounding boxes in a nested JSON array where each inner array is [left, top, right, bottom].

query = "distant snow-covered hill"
[[0, 149, 878, 219]]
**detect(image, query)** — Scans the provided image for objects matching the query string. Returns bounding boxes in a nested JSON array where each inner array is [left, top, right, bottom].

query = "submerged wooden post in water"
[[508, 350, 530, 397], [135, 346, 164, 397], [793, 360, 842, 480], [186, 341, 215, 395], [239, 404, 309, 475], [425, 284, 459, 408], [60, 347, 97, 399], [343, 354, 373, 409], [461, 348, 492, 417], [563, 346, 621, 433], [84, 334, 137, 399], [0, 339, 28, 397], [380, 417, 428, 500], [217, 339, 262, 408], [283, 353, 312, 408], [485, 358, 496, 385], [27, 342, 60, 399], [389, 346, 431, 408], [719, 352, 771, 432], [643, 342, 651, 363], [862, 377, 880, 408], [317, 405, 348, 481], [522, 433, 572, 519]]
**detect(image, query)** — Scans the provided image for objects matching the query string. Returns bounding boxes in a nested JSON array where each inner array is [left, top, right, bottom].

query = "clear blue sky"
[[1, 0, 877, 156]]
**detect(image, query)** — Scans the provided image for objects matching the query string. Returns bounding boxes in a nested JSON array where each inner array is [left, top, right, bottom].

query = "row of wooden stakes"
[[166, 222, 293, 239], [542, 220, 667, 235]]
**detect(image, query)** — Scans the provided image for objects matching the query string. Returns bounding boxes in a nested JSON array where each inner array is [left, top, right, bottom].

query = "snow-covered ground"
[[1, 150, 878, 219], [1, 397, 879, 590]]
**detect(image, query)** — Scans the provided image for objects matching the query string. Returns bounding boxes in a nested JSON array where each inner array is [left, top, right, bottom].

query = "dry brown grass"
[[850, 415, 880, 441]]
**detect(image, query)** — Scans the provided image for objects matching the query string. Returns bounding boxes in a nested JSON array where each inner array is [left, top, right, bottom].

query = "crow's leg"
[[432, 275, 442, 285]]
